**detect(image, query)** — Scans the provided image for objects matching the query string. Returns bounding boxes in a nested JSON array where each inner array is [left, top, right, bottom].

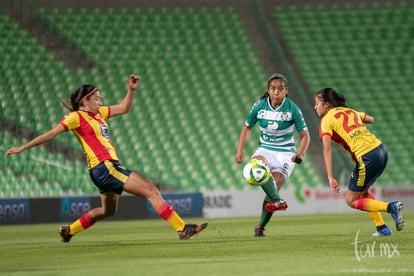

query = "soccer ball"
[[243, 159, 271, 186]]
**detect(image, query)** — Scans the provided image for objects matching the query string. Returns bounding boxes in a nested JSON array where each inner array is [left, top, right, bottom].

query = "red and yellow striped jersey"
[[319, 107, 382, 162], [60, 106, 119, 168]]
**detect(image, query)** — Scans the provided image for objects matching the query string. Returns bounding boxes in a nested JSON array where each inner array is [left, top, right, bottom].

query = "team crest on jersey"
[[281, 112, 289, 121], [100, 124, 110, 139]]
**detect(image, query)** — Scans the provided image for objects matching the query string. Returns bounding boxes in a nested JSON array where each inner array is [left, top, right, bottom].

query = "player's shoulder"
[[346, 107, 365, 115], [97, 106, 110, 118], [253, 97, 267, 105], [99, 106, 109, 112], [62, 110, 79, 119], [250, 97, 268, 111], [329, 106, 362, 116]]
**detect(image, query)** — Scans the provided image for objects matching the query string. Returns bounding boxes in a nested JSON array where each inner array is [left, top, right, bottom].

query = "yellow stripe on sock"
[[367, 211, 385, 227], [364, 198, 388, 212], [69, 219, 84, 235], [166, 211, 186, 231]]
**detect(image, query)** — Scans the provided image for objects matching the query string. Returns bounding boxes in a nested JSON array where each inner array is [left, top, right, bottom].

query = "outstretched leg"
[[59, 192, 119, 242], [124, 172, 207, 239]]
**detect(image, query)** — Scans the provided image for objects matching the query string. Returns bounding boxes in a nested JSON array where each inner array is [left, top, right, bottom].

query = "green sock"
[[258, 196, 273, 227], [260, 176, 280, 200]]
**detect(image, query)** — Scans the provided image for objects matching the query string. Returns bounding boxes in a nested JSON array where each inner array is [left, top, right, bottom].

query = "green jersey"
[[245, 97, 308, 153]]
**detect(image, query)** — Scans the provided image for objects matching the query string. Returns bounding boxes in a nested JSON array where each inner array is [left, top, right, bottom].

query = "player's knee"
[[345, 195, 356, 208], [148, 185, 162, 200], [347, 199, 355, 208], [102, 206, 118, 217]]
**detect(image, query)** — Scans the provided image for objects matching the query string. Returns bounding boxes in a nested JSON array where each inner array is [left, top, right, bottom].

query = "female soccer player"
[[235, 73, 310, 237], [314, 87, 404, 236], [6, 75, 207, 241]]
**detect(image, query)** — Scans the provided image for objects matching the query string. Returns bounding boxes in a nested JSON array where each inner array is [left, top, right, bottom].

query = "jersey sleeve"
[[358, 111, 366, 122], [245, 100, 261, 127], [319, 115, 333, 139], [292, 104, 308, 132], [59, 112, 80, 131], [99, 106, 110, 119]]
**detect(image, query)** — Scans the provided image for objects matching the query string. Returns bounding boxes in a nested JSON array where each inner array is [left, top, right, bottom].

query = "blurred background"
[[1, 0, 413, 199]]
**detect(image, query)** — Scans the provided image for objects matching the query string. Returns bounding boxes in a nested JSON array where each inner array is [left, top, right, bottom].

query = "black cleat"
[[178, 223, 208, 240], [58, 226, 73, 243]]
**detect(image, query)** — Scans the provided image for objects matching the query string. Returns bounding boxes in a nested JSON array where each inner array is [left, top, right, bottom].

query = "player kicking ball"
[[6, 75, 207, 242]]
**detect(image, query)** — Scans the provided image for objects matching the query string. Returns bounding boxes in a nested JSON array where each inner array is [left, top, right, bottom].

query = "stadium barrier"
[[203, 186, 414, 218], [1, 187, 413, 225], [0, 192, 202, 225]]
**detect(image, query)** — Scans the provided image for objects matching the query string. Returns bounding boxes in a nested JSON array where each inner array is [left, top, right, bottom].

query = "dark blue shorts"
[[89, 160, 131, 195], [349, 144, 388, 192]]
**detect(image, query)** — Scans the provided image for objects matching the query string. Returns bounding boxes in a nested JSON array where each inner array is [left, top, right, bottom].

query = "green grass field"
[[1, 212, 413, 275]]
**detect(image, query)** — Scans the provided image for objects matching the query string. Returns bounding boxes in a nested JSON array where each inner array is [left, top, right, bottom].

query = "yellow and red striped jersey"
[[319, 107, 382, 162], [60, 106, 119, 168]]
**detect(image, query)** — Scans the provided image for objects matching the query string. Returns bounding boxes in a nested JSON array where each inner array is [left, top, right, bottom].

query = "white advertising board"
[[203, 186, 414, 218]]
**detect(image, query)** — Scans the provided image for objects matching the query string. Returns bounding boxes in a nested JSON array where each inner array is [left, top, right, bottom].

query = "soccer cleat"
[[264, 198, 288, 213], [178, 223, 208, 240], [254, 225, 266, 237], [387, 201, 405, 231], [58, 226, 73, 243], [370, 224, 392, 237]]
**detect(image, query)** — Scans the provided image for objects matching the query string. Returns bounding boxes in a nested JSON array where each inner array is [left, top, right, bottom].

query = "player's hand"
[[235, 153, 243, 163], [6, 146, 24, 156], [127, 75, 140, 91], [291, 154, 303, 164], [328, 177, 340, 193]]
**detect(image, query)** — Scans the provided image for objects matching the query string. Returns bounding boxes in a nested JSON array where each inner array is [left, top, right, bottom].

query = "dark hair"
[[315, 87, 347, 107], [61, 84, 97, 111], [260, 73, 288, 99]]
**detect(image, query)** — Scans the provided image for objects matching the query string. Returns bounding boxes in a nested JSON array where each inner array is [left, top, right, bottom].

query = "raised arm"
[[110, 75, 141, 117], [6, 123, 66, 156]]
